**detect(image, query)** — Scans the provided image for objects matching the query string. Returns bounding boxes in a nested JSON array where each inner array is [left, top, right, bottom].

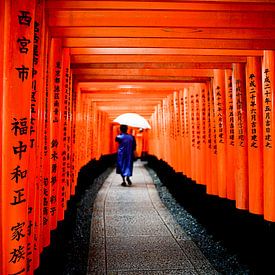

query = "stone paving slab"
[[87, 161, 218, 275]]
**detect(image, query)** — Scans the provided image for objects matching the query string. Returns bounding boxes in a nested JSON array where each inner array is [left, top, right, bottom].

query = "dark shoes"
[[126, 177, 132, 185], [121, 178, 132, 186]]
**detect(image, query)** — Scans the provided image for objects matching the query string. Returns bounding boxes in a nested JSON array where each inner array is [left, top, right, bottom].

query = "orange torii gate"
[[1, 0, 275, 274]]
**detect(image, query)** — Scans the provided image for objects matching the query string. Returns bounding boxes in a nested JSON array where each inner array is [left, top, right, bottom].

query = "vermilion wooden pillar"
[[164, 98, 170, 163], [79, 95, 88, 163], [70, 79, 77, 196], [232, 63, 249, 210], [205, 82, 213, 194], [209, 79, 218, 195], [200, 84, 207, 185], [103, 113, 112, 155], [74, 83, 82, 185], [49, 38, 63, 231], [246, 57, 263, 215], [184, 87, 191, 179], [157, 103, 162, 159], [162, 98, 169, 165], [165, 96, 171, 167], [33, 0, 47, 270], [262, 50, 275, 221], [178, 90, 186, 173], [168, 95, 173, 167], [97, 110, 103, 160], [27, 0, 45, 272], [0, 0, 5, 272], [189, 86, 197, 181], [224, 69, 235, 200], [213, 69, 227, 198], [57, 48, 70, 221], [91, 102, 97, 160], [173, 91, 181, 172], [88, 100, 93, 160], [142, 129, 149, 156], [194, 84, 202, 184], [41, 29, 51, 248], [66, 56, 74, 199], [1, 1, 35, 275]]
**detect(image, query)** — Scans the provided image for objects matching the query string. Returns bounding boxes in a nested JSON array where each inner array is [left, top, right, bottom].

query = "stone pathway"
[[87, 161, 219, 274]]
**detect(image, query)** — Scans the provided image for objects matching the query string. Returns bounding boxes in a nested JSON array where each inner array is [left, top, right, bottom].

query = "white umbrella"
[[113, 113, 151, 129]]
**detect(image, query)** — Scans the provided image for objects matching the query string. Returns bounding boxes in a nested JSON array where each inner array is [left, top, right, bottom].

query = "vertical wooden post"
[[209, 80, 218, 195], [262, 50, 275, 221], [74, 83, 82, 183], [173, 91, 181, 172], [157, 104, 162, 159], [168, 95, 174, 168], [190, 86, 197, 181], [246, 57, 263, 215], [27, 0, 45, 272], [213, 69, 227, 198], [1, 1, 35, 274], [41, 29, 51, 248], [57, 48, 70, 221], [184, 88, 191, 178], [232, 63, 249, 210], [162, 98, 169, 165], [70, 79, 77, 196], [195, 84, 202, 184], [49, 38, 63, 231], [205, 82, 213, 194], [200, 84, 207, 185], [0, 0, 5, 272], [224, 69, 235, 200], [179, 90, 186, 174]]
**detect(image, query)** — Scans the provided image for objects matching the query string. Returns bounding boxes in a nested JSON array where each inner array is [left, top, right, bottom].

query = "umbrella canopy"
[[113, 113, 151, 129]]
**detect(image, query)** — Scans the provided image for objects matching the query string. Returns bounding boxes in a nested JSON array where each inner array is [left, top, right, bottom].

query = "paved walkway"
[[87, 161, 218, 274]]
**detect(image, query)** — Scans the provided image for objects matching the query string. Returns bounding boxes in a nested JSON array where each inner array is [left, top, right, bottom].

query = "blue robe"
[[115, 133, 136, 177]]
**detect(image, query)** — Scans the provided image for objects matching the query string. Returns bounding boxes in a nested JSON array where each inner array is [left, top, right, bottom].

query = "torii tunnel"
[[1, 0, 275, 274]]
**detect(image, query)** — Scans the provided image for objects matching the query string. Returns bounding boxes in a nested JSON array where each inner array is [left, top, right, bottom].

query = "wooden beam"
[[96, 101, 160, 105], [72, 68, 214, 77], [81, 90, 175, 97], [48, 10, 275, 28], [78, 82, 192, 91], [98, 105, 157, 111], [97, 106, 158, 110], [71, 54, 247, 64], [70, 48, 263, 56], [74, 75, 211, 82], [63, 37, 275, 50], [45, 1, 275, 12], [71, 62, 232, 70], [50, 26, 275, 40], [93, 100, 163, 105], [84, 93, 166, 100]]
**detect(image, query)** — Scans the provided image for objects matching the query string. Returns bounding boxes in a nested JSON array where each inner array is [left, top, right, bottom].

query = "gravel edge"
[[145, 165, 251, 275]]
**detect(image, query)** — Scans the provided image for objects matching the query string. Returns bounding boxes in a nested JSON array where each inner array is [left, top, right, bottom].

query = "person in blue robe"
[[115, 124, 136, 186]]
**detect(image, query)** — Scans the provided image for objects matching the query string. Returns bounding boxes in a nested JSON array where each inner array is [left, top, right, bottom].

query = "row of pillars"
[[0, 1, 115, 274], [148, 52, 275, 223]]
